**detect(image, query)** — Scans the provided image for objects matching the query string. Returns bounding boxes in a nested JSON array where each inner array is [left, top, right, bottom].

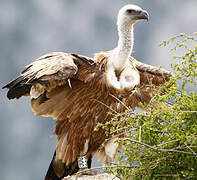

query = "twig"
[[176, 111, 197, 113], [110, 94, 130, 111], [104, 132, 126, 142], [93, 99, 118, 114], [110, 127, 130, 135], [157, 139, 179, 147], [123, 138, 155, 150], [184, 142, 197, 155], [139, 126, 142, 143], [122, 138, 197, 156], [154, 174, 180, 177], [110, 126, 139, 135]]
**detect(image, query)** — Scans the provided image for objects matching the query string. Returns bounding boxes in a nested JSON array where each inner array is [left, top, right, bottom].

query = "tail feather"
[[45, 151, 92, 179], [45, 157, 62, 180]]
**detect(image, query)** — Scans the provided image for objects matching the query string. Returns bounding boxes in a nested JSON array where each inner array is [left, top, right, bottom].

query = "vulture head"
[[117, 4, 149, 28]]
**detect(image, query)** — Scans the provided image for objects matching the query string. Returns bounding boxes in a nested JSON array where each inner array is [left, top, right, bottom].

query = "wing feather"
[[22, 52, 78, 83], [133, 57, 171, 86], [130, 57, 171, 109], [3, 52, 96, 99]]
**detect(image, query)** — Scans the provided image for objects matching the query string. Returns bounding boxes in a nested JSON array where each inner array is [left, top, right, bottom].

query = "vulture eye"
[[126, 9, 135, 14]]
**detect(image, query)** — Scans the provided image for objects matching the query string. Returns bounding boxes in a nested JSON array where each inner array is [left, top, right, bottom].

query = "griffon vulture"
[[3, 4, 170, 180]]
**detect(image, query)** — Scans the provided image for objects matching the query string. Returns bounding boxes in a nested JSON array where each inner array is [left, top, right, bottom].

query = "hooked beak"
[[135, 10, 149, 21]]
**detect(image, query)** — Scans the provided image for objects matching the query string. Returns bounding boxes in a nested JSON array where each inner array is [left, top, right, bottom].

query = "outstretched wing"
[[3, 52, 101, 177], [3, 52, 95, 100], [132, 57, 171, 106]]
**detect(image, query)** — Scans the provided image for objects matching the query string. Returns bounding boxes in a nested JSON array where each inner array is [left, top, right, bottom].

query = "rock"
[[63, 172, 121, 180]]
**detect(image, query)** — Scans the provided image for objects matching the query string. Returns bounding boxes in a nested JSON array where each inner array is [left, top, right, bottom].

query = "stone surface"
[[63, 173, 121, 180]]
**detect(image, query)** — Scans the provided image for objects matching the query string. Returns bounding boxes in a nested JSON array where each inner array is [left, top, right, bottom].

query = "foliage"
[[100, 33, 197, 179]]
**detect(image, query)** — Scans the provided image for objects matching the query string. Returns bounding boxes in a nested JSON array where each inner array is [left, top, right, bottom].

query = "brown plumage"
[[3, 51, 170, 177], [3, 4, 170, 180]]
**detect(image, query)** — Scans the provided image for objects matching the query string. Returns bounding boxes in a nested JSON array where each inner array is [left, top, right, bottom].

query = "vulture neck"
[[111, 24, 134, 71]]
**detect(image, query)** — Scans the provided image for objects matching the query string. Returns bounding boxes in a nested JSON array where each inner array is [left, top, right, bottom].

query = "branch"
[[123, 138, 197, 156]]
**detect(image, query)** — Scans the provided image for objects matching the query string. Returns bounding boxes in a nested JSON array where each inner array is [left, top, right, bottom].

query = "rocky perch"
[[63, 173, 121, 180]]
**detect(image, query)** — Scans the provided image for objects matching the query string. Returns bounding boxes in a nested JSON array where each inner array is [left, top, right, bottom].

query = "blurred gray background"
[[0, 0, 196, 179]]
